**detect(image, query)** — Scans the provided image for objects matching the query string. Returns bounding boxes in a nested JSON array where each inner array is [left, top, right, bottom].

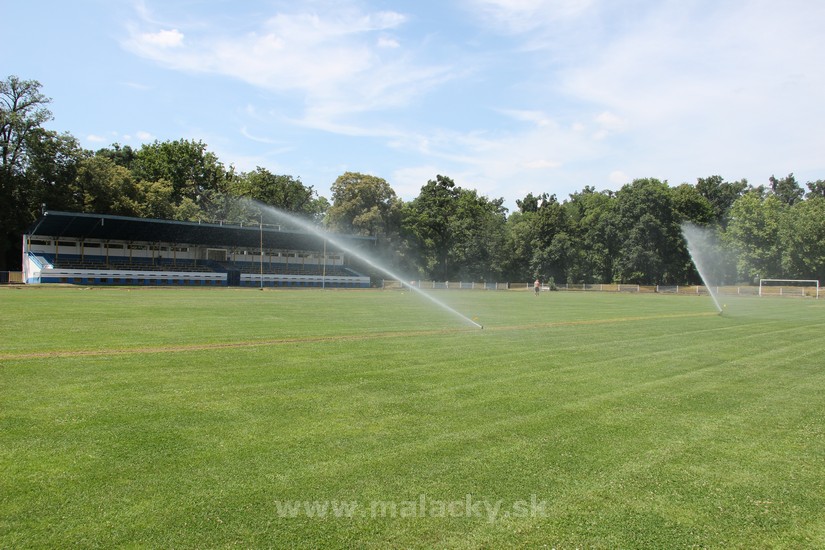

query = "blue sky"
[[7, 0, 825, 210]]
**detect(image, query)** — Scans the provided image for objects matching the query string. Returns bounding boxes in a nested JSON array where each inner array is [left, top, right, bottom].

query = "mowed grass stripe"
[[0, 305, 719, 361]]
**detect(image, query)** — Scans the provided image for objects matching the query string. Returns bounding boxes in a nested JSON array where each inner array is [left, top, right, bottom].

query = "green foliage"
[[507, 194, 571, 282], [725, 191, 786, 281], [130, 139, 230, 204], [403, 175, 508, 281], [564, 187, 617, 284], [806, 179, 825, 199], [769, 173, 804, 206], [612, 178, 683, 284], [403, 175, 461, 279], [74, 155, 139, 215], [95, 143, 136, 169], [671, 183, 714, 225], [0, 76, 54, 268], [24, 130, 85, 212], [695, 175, 748, 226], [448, 188, 508, 281], [4, 74, 825, 284], [327, 171, 401, 237], [0, 76, 53, 179], [326, 172, 409, 279], [232, 167, 325, 221], [780, 197, 825, 281]]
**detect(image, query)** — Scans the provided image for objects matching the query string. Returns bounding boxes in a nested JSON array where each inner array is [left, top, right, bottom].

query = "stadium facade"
[[22, 211, 373, 288]]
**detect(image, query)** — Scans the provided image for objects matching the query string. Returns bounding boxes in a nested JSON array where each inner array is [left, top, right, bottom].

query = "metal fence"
[[382, 280, 770, 296], [383, 280, 509, 290]]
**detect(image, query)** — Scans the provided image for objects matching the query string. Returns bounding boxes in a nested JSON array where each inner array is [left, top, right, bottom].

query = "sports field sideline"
[[1, 287, 824, 547]]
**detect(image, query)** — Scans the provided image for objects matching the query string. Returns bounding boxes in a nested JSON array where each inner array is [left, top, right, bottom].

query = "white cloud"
[[566, 3, 825, 124], [609, 170, 629, 185], [465, 0, 595, 33], [138, 28, 184, 48], [84, 131, 155, 146], [113, 0, 825, 205], [499, 109, 554, 127], [123, 5, 451, 129], [240, 127, 280, 145], [377, 35, 400, 49], [525, 159, 561, 169], [591, 110, 624, 140], [594, 111, 623, 129], [453, 0, 825, 193], [391, 165, 442, 200], [556, 1, 825, 183], [385, 118, 608, 205]]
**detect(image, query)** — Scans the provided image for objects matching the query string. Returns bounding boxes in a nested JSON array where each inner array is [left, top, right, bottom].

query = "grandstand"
[[22, 211, 373, 288]]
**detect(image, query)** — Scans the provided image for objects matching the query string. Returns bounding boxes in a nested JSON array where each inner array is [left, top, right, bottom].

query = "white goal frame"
[[758, 279, 820, 298]]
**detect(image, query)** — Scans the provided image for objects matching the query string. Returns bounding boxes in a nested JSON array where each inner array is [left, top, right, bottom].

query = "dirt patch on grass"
[[0, 311, 717, 361], [0, 328, 468, 361]]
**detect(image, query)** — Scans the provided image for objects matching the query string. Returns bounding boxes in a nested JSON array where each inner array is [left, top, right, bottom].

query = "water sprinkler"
[[255, 201, 485, 330]]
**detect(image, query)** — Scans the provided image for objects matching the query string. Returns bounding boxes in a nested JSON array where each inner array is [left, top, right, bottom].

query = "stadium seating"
[[29, 253, 369, 287]]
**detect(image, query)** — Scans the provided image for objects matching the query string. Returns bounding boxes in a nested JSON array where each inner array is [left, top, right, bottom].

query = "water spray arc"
[[254, 202, 484, 329], [681, 223, 724, 314]]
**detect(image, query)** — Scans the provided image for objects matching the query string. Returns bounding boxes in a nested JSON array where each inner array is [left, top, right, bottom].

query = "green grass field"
[[2, 286, 825, 548]]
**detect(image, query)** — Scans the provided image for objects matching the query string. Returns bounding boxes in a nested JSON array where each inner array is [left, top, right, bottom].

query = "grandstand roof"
[[26, 211, 375, 252]]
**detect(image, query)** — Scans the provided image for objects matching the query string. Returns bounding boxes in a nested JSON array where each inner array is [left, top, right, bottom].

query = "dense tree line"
[[3, 76, 824, 284]]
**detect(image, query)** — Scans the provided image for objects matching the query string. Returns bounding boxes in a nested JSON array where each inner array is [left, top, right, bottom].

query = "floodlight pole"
[[259, 212, 264, 290], [322, 238, 327, 290]]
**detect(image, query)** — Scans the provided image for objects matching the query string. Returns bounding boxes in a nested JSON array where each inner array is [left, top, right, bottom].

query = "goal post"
[[758, 279, 820, 298]]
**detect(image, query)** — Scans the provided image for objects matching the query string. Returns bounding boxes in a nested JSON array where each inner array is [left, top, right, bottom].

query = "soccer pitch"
[[2, 287, 824, 548]]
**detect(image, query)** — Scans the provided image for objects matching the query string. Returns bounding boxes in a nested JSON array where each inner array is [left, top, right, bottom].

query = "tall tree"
[[805, 179, 825, 199], [780, 197, 825, 281], [325, 171, 408, 279], [507, 194, 571, 283], [669, 183, 717, 283], [724, 190, 786, 281], [694, 175, 748, 226], [0, 76, 52, 179], [0, 76, 54, 269], [232, 167, 326, 221], [671, 183, 714, 225], [326, 172, 401, 238], [769, 173, 804, 206], [515, 192, 545, 213], [27, 130, 86, 212], [448, 189, 508, 281], [73, 155, 142, 216], [402, 175, 461, 280], [565, 187, 617, 284], [130, 139, 230, 206], [612, 178, 682, 284], [95, 143, 136, 170]]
